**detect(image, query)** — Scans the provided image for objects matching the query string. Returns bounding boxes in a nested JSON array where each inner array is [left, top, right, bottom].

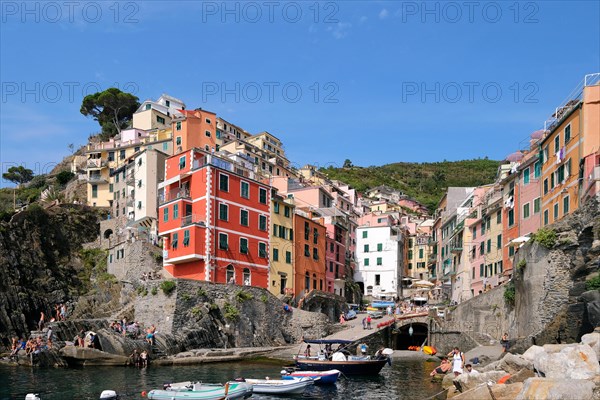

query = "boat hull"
[[245, 378, 312, 394], [147, 382, 252, 400], [295, 358, 389, 376], [283, 369, 340, 384]]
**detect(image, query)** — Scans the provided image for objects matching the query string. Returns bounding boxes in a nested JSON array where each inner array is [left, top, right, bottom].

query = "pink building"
[[517, 137, 542, 237], [467, 186, 492, 296]]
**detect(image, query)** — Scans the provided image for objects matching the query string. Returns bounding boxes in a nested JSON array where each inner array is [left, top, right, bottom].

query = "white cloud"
[[327, 22, 352, 39], [379, 9, 389, 19]]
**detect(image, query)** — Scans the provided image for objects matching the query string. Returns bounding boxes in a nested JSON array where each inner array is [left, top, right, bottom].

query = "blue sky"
[[1, 1, 599, 185]]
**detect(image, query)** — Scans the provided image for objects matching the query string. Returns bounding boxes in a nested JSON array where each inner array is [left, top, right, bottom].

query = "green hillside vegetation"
[[320, 158, 502, 212]]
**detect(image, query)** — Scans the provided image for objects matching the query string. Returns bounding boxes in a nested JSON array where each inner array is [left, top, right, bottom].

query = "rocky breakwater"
[[442, 329, 600, 400], [133, 279, 332, 356], [0, 204, 106, 349]]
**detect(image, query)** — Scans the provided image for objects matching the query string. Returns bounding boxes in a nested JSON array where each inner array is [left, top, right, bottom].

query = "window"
[[544, 209, 549, 225], [377, 243, 383, 252], [408, 263, 413, 270], [259, 188, 267, 204], [304, 222, 309, 240], [313, 248, 319, 260], [364, 258, 370, 266], [364, 244, 369, 253], [523, 167, 530, 185], [163, 142, 169, 151], [163, 207, 168, 222], [109, 183, 113, 193], [481, 223, 485, 235], [509, 246, 515, 257], [408, 250, 413, 260], [496, 211, 501, 224], [497, 234, 502, 250], [273, 202, 279, 214], [165, 100, 170, 107], [523, 203, 530, 219], [172, 233, 178, 249], [259, 215, 267, 231], [563, 196, 569, 214], [544, 179, 549, 195], [508, 209, 514, 227], [304, 244, 310, 257], [487, 239, 491, 253], [553, 203, 559, 219], [534, 197, 541, 213], [138, 179, 142, 188], [362, 231, 368, 238], [183, 230, 190, 247], [375, 274, 381, 286], [219, 174, 229, 192], [219, 233, 228, 250], [285, 251, 292, 264], [534, 161, 541, 178], [313, 228, 318, 244], [176, 121, 181, 131], [205, 130, 211, 137], [557, 164, 565, 183], [551, 172, 555, 188], [566, 158, 572, 177], [92, 184, 98, 198], [173, 203, 179, 219], [543, 146, 549, 163], [284, 206, 290, 217], [419, 248, 424, 258], [176, 136, 181, 145], [271, 247, 279, 261], [472, 227, 476, 239], [157, 116, 166, 124], [377, 257, 382, 266], [240, 209, 249, 226], [479, 242, 484, 255], [479, 264, 484, 277], [219, 203, 228, 221]]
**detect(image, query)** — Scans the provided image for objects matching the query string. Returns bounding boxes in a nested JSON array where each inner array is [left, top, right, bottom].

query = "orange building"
[[157, 148, 271, 288], [172, 109, 218, 154], [539, 77, 600, 225], [294, 211, 326, 295]]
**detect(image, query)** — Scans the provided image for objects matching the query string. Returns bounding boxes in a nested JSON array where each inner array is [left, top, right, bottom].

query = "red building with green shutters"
[[157, 148, 271, 288]]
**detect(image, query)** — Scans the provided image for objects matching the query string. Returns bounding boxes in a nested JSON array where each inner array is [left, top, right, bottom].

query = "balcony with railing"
[[87, 173, 107, 183], [181, 214, 207, 228], [86, 159, 107, 169], [159, 188, 191, 205]]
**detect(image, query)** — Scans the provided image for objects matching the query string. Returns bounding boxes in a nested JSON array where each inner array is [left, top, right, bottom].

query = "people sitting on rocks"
[[430, 357, 451, 377], [464, 364, 479, 375]]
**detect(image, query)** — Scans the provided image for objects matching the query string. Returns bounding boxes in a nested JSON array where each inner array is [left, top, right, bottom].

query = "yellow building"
[[408, 233, 430, 280], [85, 128, 172, 207], [270, 192, 296, 296]]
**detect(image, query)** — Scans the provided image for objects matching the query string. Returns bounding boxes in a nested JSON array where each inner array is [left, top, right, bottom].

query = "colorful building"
[[157, 149, 271, 287], [270, 192, 295, 296], [539, 75, 600, 226], [172, 109, 218, 154], [293, 211, 326, 296], [133, 94, 186, 131]]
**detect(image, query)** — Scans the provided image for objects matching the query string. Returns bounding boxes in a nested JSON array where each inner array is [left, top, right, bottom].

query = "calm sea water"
[[0, 358, 444, 400]]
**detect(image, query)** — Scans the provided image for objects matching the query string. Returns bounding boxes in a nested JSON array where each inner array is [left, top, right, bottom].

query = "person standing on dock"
[[38, 311, 45, 331]]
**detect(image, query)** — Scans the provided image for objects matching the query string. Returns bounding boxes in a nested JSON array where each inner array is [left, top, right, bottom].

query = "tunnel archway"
[[394, 322, 428, 350]]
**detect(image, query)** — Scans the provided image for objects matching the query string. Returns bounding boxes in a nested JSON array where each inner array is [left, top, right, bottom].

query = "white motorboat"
[[244, 377, 313, 394]]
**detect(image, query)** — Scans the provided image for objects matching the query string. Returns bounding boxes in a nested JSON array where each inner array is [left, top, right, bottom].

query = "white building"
[[355, 221, 404, 301], [133, 94, 186, 130]]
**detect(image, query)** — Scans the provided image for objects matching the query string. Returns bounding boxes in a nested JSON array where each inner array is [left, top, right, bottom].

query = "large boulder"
[[541, 343, 578, 354], [506, 368, 536, 384], [521, 345, 545, 363], [58, 346, 129, 366], [534, 344, 600, 379], [499, 353, 533, 374], [516, 378, 595, 400], [442, 372, 456, 389], [452, 383, 524, 400], [453, 371, 507, 392], [581, 332, 600, 360], [479, 359, 502, 372]]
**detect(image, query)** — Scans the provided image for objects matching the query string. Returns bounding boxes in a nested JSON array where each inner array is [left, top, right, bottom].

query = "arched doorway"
[[226, 264, 235, 284], [103, 229, 113, 239], [394, 322, 429, 350], [312, 274, 317, 290]]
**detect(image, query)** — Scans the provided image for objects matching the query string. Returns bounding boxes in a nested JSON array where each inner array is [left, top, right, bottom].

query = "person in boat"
[[304, 345, 311, 357], [430, 357, 451, 377], [357, 343, 368, 356]]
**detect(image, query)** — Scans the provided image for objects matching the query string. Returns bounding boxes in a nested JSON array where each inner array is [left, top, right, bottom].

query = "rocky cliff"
[[0, 204, 106, 348]]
